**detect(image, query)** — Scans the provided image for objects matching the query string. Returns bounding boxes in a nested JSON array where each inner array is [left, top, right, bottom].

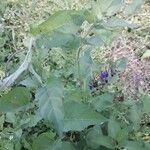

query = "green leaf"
[[64, 89, 80, 103], [124, 0, 144, 15], [85, 26, 116, 46], [19, 114, 42, 128], [104, 18, 138, 28], [49, 140, 76, 150], [96, 28, 116, 44], [116, 57, 128, 72], [92, 0, 123, 19], [14, 129, 22, 139], [30, 10, 71, 35], [86, 34, 103, 46], [145, 143, 150, 150], [142, 50, 150, 59], [86, 126, 103, 149], [125, 141, 148, 150], [14, 142, 22, 150], [35, 32, 79, 51], [32, 131, 56, 150], [116, 127, 129, 144], [28, 115, 42, 127], [35, 78, 64, 136], [106, 0, 123, 16], [0, 87, 31, 113], [143, 95, 150, 113], [108, 119, 121, 139], [86, 126, 115, 149], [128, 104, 142, 130], [63, 101, 107, 132], [19, 77, 39, 88], [92, 93, 114, 112], [57, 23, 79, 34], [30, 10, 94, 35]]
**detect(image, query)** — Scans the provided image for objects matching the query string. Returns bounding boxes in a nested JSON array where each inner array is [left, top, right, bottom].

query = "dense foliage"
[[0, 0, 149, 150]]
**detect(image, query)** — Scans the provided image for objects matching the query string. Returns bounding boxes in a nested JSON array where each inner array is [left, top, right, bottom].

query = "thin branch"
[[0, 38, 34, 91]]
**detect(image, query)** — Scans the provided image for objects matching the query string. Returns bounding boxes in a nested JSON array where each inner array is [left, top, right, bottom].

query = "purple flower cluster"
[[89, 67, 115, 90], [99, 71, 109, 83]]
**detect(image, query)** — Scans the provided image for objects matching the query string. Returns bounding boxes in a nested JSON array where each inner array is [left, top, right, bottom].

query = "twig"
[[0, 38, 33, 91]]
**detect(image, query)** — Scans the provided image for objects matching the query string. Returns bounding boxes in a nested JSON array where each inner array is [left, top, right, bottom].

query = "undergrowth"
[[0, 0, 150, 150]]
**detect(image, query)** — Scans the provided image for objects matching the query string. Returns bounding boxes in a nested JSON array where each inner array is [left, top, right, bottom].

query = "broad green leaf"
[[86, 126, 103, 149], [108, 119, 121, 139], [85, 27, 116, 46], [86, 126, 115, 149], [128, 104, 142, 130], [14, 142, 22, 150], [116, 128, 129, 144], [64, 87, 89, 103], [106, 0, 123, 16], [30, 11, 71, 35], [35, 78, 64, 136], [14, 129, 22, 139], [104, 17, 138, 28], [0, 87, 31, 113], [96, 28, 116, 44], [27, 115, 42, 127], [145, 143, 150, 150], [5, 112, 16, 125], [86, 34, 103, 46], [49, 140, 76, 150], [32, 131, 56, 150], [19, 77, 39, 88], [90, 136, 115, 149], [143, 95, 150, 113], [124, 0, 144, 15], [35, 32, 79, 51], [19, 114, 42, 128], [125, 141, 148, 150], [57, 23, 79, 34], [116, 57, 128, 72], [30, 10, 94, 35], [92, 0, 123, 19], [142, 50, 150, 59], [63, 101, 107, 132], [92, 93, 114, 112]]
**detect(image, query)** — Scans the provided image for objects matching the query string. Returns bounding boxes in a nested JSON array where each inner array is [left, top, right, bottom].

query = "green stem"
[[76, 23, 95, 87], [76, 43, 83, 85]]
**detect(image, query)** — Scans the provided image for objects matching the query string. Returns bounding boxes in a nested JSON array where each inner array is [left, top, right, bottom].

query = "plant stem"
[[76, 23, 95, 88]]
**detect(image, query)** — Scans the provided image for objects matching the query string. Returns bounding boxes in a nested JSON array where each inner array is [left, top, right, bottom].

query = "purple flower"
[[99, 71, 109, 84], [99, 71, 108, 79]]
